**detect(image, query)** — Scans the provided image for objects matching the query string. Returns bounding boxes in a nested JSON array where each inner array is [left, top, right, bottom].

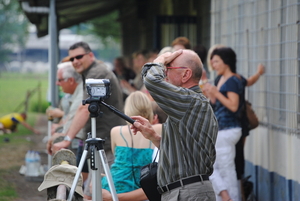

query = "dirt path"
[[5, 114, 49, 201]]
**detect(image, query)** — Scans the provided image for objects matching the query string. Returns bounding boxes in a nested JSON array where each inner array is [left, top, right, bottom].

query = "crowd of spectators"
[[40, 36, 265, 201]]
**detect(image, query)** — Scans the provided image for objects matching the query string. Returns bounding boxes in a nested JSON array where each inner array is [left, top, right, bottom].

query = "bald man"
[[131, 49, 218, 201]]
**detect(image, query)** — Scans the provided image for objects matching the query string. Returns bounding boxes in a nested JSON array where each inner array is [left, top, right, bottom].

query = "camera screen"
[[85, 78, 110, 99], [91, 86, 106, 96]]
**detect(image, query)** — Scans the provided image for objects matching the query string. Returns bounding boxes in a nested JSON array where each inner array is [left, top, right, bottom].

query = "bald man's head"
[[170, 49, 203, 82]]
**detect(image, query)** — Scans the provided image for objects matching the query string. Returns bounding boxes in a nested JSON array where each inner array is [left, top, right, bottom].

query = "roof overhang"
[[19, 0, 122, 37]]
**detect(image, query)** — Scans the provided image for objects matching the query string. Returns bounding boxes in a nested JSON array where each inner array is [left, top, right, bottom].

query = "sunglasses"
[[69, 52, 89, 62]]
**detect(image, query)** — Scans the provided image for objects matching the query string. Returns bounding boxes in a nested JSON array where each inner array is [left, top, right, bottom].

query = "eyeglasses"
[[166, 67, 188, 70], [164, 66, 188, 76], [69, 52, 89, 62], [57, 78, 69, 82]]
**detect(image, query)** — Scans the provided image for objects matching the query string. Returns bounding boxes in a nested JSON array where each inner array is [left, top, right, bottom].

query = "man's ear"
[[182, 69, 192, 83], [88, 51, 95, 59], [152, 114, 159, 124], [69, 77, 75, 84]]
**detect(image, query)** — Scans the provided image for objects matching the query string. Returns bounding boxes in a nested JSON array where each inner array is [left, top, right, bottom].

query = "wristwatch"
[[64, 135, 72, 142]]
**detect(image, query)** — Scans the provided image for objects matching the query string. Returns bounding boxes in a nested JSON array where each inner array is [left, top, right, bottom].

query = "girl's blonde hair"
[[124, 91, 153, 124]]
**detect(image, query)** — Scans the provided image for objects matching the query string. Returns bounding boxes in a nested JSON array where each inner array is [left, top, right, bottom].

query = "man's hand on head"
[[154, 49, 183, 66]]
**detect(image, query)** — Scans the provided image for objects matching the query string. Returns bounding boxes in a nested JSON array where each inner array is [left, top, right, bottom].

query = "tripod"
[[67, 98, 134, 201]]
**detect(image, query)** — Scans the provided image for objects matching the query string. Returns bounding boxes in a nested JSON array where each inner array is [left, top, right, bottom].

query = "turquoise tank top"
[[101, 126, 153, 193]]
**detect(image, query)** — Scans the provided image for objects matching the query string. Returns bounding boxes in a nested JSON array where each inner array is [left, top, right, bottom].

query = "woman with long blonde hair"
[[101, 91, 162, 200]]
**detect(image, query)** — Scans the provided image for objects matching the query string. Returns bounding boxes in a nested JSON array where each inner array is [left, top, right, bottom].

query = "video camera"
[[85, 78, 111, 101], [82, 78, 135, 124]]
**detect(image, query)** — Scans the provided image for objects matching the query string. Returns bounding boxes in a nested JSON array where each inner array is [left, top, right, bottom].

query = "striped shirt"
[[142, 63, 218, 186]]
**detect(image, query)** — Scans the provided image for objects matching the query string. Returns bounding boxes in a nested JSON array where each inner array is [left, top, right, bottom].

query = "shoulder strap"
[[119, 126, 129, 147], [148, 138, 152, 148], [152, 149, 159, 163], [127, 125, 134, 148]]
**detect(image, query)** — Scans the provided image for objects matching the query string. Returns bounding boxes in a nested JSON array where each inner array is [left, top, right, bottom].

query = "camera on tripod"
[[82, 78, 135, 124], [86, 78, 111, 100], [68, 78, 135, 201]]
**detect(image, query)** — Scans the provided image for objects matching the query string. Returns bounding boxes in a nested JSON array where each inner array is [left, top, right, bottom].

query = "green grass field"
[[0, 168, 18, 201], [0, 72, 49, 114], [0, 72, 50, 142]]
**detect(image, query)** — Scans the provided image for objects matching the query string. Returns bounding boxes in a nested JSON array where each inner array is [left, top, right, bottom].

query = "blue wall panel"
[[245, 161, 300, 201]]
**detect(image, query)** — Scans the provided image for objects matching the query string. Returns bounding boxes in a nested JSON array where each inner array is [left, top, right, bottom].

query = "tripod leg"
[[67, 149, 88, 201], [98, 149, 119, 201], [91, 149, 102, 201]]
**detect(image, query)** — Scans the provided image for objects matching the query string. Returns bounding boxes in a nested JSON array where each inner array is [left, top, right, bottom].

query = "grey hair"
[[57, 62, 82, 83]]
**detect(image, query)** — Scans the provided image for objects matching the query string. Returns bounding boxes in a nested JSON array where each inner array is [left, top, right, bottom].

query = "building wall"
[[210, 0, 300, 200]]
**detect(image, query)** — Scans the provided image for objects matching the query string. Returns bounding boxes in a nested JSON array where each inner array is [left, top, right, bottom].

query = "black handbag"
[[140, 151, 161, 201], [242, 175, 257, 201]]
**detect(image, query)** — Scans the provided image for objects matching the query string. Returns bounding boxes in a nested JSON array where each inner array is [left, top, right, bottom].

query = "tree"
[[87, 10, 121, 46], [0, 0, 29, 68], [71, 11, 122, 61]]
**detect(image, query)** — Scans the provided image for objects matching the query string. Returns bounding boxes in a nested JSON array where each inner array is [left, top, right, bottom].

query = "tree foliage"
[[86, 11, 121, 46], [0, 0, 29, 64]]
